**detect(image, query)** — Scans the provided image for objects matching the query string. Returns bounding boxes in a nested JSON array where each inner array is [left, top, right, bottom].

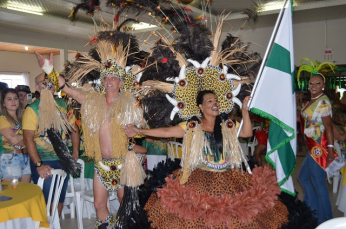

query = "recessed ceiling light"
[[25, 46, 28, 50]]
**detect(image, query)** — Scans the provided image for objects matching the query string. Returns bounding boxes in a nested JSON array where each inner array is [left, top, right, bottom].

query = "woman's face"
[[3, 92, 19, 112], [199, 93, 219, 117], [308, 75, 325, 98]]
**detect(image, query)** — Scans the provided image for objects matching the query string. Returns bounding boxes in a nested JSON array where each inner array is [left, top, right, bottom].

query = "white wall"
[[1, 17, 345, 91], [225, 18, 346, 66]]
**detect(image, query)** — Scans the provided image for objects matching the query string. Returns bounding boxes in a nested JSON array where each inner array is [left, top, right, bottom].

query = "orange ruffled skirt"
[[144, 166, 288, 229]]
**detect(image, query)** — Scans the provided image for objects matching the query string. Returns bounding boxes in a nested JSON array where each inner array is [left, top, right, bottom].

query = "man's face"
[[18, 91, 27, 104], [35, 75, 53, 93], [103, 75, 123, 93]]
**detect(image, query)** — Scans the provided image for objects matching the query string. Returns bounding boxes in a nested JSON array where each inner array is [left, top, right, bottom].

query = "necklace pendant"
[[311, 93, 323, 100]]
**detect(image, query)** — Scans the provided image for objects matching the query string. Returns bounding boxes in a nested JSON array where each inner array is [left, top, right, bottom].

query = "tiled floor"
[[60, 147, 345, 229]]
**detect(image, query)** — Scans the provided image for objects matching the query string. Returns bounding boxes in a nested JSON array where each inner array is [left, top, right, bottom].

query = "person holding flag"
[[297, 59, 338, 225]]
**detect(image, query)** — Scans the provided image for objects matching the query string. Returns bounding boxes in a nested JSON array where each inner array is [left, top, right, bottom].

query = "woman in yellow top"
[[0, 88, 31, 182], [298, 73, 337, 225]]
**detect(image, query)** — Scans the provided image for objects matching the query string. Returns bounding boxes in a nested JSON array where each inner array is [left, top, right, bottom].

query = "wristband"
[[58, 83, 65, 91], [327, 144, 334, 148]]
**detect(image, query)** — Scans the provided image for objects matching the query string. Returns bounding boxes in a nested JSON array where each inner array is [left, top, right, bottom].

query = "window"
[[0, 72, 29, 88]]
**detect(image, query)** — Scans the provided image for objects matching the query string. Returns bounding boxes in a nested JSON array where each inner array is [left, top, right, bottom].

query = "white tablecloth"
[[0, 218, 40, 229]]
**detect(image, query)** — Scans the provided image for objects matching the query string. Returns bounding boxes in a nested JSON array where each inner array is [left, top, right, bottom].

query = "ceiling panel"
[[0, 0, 346, 53]]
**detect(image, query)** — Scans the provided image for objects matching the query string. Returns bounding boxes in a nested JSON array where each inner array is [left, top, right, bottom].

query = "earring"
[[322, 88, 324, 90]]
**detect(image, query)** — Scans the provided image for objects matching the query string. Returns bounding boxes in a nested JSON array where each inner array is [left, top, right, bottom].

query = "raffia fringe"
[[81, 92, 129, 161], [109, 91, 143, 126], [38, 88, 72, 135], [180, 123, 204, 184], [157, 166, 280, 228], [222, 122, 251, 173], [120, 150, 146, 187]]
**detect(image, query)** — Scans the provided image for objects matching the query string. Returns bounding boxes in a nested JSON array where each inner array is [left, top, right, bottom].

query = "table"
[[0, 182, 49, 229]]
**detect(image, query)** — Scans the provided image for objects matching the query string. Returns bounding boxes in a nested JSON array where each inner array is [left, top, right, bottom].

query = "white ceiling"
[[0, 0, 346, 44]]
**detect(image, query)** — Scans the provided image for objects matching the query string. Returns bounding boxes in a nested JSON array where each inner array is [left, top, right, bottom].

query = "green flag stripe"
[[250, 107, 296, 184], [266, 43, 291, 75], [268, 122, 296, 176]]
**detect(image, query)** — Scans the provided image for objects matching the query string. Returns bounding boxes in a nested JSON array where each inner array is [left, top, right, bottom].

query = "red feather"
[[114, 12, 120, 22], [89, 37, 97, 44], [161, 57, 169, 64], [184, 7, 193, 12]]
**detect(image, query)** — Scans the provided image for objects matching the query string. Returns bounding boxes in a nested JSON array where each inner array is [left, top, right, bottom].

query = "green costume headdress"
[[297, 58, 336, 85]]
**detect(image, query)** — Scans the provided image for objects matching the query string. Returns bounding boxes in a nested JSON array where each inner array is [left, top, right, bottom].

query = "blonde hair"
[[0, 88, 23, 126]]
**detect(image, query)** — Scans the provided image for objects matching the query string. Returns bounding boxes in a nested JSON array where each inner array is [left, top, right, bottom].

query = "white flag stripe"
[[249, 0, 296, 195]]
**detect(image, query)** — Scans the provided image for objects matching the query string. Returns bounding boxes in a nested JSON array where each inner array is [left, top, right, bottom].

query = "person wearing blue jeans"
[[23, 73, 79, 216], [298, 153, 333, 224], [298, 70, 337, 225], [30, 160, 69, 203]]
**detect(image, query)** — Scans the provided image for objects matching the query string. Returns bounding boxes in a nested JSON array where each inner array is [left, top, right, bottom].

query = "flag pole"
[[237, 0, 290, 137]]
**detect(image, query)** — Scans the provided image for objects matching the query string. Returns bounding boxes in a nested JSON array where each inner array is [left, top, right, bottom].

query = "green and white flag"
[[249, 0, 296, 195]]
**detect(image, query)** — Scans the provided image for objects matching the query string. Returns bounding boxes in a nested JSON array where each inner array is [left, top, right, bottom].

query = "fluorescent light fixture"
[[131, 22, 157, 30], [25, 46, 28, 50], [259, 2, 286, 12], [6, 2, 43, 15], [7, 6, 43, 15]]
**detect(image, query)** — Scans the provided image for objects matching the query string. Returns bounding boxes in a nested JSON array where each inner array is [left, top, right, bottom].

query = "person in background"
[[33, 90, 40, 100], [23, 73, 80, 216], [0, 88, 31, 182], [15, 85, 32, 112], [253, 117, 270, 166], [298, 72, 337, 225], [0, 82, 8, 94], [296, 92, 304, 151]]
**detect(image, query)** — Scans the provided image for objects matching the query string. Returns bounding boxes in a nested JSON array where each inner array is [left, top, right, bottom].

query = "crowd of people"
[[1, 6, 346, 229]]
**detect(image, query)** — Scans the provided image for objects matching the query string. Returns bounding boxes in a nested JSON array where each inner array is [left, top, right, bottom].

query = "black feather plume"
[[46, 128, 81, 177]]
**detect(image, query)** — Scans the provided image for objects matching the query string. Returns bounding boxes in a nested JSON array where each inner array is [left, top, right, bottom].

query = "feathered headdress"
[[297, 58, 336, 85]]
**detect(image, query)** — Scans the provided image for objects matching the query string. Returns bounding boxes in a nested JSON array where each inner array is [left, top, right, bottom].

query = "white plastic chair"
[[167, 141, 182, 160], [37, 169, 67, 229], [61, 159, 85, 219], [75, 160, 119, 229], [315, 217, 346, 229], [247, 126, 261, 156], [332, 142, 342, 193]]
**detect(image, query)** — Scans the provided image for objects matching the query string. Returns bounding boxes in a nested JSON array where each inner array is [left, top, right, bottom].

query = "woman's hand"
[[242, 96, 251, 111], [10, 135, 23, 146], [124, 125, 140, 138], [326, 153, 335, 167]]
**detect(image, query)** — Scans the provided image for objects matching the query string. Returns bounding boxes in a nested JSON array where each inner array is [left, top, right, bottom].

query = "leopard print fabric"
[[145, 168, 289, 229], [94, 158, 123, 192], [174, 65, 235, 120], [121, 72, 137, 92], [46, 70, 60, 92]]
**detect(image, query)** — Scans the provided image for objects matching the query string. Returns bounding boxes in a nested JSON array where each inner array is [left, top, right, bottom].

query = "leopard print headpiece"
[[166, 57, 242, 120], [100, 59, 126, 81]]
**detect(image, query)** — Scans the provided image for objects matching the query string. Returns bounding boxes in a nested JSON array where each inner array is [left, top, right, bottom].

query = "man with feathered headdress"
[[35, 38, 147, 229]]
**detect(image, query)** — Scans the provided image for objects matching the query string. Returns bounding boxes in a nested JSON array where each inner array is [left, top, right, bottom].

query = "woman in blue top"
[[0, 88, 31, 182]]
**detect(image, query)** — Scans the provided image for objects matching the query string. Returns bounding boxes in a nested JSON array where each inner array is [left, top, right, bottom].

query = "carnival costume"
[[128, 9, 298, 227], [297, 58, 341, 225]]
